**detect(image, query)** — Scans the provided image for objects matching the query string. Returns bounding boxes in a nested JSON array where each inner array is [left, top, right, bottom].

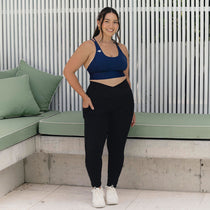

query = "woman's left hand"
[[131, 113, 136, 127]]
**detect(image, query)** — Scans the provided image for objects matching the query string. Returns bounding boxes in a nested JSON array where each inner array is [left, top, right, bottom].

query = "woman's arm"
[[119, 44, 131, 88], [63, 41, 91, 100]]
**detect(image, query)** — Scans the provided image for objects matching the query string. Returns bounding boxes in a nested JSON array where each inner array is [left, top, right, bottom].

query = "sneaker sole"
[[106, 200, 118, 205], [92, 204, 106, 208]]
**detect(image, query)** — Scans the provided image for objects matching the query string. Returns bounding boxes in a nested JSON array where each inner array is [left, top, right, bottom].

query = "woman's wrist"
[[81, 93, 89, 100]]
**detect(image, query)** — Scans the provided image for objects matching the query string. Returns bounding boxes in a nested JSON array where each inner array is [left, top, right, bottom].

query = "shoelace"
[[106, 185, 115, 191], [92, 187, 104, 197], [106, 185, 118, 195]]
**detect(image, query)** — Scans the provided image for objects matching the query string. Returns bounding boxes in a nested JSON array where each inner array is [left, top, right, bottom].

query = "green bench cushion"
[[39, 111, 210, 139], [0, 111, 59, 151], [128, 112, 210, 139], [39, 111, 84, 136]]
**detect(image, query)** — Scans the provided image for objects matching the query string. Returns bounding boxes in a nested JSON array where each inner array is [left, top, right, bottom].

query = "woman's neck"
[[96, 34, 113, 44]]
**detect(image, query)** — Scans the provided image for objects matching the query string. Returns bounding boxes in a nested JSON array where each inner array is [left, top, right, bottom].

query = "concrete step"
[[23, 135, 210, 193], [24, 152, 209, 192], [0, 183, 210, 210]]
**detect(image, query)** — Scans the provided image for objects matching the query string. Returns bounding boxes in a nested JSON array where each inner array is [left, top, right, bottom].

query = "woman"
[[63, 7, 136, 208]]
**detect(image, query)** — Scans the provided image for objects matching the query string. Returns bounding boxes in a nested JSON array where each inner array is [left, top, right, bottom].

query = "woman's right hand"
[[82, 95, 94, 110]]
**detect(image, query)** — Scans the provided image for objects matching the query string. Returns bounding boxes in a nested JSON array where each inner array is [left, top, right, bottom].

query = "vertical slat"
[[164, 0, 168, 113], [181, 0, 186, 113], [78, 0, 82, 110], [205, 0, 209, 113], [0, 1, 3, 68], [87, 0, 90, 39], [129, 0, 133, 99], [151, 0, 155, 113], [99, 0, 103, 11], [190, 0, 195, 114], [209, 40, 210, 114], [57, 0, 62, 111], [138, 0, 142, 112], [155, 0, 159, 113], [38, 0, 41, 69], [7, 0, 11, 69], [29, 0, 34, 66], [14, 0, 19, 66], [66, 0, 70, 111], [199, 0, 204, 114], [3, 0, 5, 68], [61, 0, 66, 111], [46, 0, 49, 73], [186, 0, 190, 114], [168, 0, 172, 113], [124, 0, 128, 50], [34, 0, 37, 68], [0, 0, 6, 69], [82, 0, 87, 97], [146, 0, 150, 112], [22, 0, 26, 60], [53, 0, 58, 110], [48, 0, 53, 110], [159, 0, 164, 113], [70, 0, 74, 110], [26, 0, 29, 63], [112, 0, 116, 10], [172, 0, 177, 113], [116, 0, 119, 27], [195, 0, 199, 114], [10, 0, 14, 67], [177, 0, 181, 113], [95, 0, 98, 28], [3, 0, 7, 68], [49, 0, 53, 75], [74, 1, 78, 111], [133, 0, 137, 112], [42, 0, 46, 72], [91, 0, 94, 37], [142, 0, 146, 112], [120, 1, 124, 44], [18, 0, 22, 65]]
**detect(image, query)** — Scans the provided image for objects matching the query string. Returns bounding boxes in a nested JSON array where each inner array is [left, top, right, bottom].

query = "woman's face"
[[98, 12, 119, 37]]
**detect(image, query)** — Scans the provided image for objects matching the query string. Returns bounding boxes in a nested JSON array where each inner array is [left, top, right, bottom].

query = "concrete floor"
[[0, 183, 210, 210]]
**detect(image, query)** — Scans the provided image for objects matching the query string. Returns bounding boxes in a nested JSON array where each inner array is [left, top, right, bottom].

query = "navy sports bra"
[[86, 38, 127, 80]]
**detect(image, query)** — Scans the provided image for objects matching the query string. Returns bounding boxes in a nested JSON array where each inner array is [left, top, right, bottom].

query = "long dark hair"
[[92, 7, 121, 44]]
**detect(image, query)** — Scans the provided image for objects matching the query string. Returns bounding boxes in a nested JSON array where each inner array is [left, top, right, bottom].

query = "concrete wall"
[[0, 160, 24, 197], [24, 152, 210, 192]]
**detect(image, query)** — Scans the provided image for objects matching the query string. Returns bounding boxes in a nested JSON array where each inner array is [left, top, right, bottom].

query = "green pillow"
[[0, 68, 18, 79], [16, 60, 63, 111], [0, 75, 40, 119]]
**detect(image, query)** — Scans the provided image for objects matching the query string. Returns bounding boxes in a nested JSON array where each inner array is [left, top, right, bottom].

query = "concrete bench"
[[34, 112, 210, 193], [0, 111, 58, 197], [2, 111, 210, 197]]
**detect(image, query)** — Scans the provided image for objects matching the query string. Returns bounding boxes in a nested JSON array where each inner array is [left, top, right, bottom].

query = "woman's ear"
[[97, 20, 101, 29]]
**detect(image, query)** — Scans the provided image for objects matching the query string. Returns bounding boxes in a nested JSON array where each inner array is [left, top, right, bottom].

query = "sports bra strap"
[[91, 38, 100, 51]]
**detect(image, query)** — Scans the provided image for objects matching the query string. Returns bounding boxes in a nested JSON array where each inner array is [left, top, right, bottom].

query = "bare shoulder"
[[78, 40, 95, 53], [118, 43, 128, 57]]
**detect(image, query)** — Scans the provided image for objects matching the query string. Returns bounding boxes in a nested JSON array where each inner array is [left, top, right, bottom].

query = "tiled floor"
[[0, 183, 210, 210]]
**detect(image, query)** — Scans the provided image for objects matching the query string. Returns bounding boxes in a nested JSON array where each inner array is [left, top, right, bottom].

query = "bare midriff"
[[90, 76, 126, 87]]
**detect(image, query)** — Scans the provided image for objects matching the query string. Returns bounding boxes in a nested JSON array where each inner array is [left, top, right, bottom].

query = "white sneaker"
[[105, 185, 119, 205], [91, 187, 106, 208]]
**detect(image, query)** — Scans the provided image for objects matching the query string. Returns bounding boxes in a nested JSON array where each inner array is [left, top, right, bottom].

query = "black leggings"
[[82, 79, 134, 188]]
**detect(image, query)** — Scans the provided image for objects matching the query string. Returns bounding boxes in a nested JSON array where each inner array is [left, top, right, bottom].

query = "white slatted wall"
[[0, 0, 209, 114]]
